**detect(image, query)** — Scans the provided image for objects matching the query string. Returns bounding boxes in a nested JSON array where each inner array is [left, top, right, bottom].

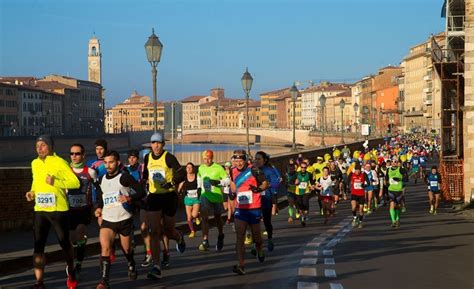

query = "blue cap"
[[150, 132, 164, 143]]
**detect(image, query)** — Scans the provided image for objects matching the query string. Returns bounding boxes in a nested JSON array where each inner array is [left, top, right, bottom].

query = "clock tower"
[[88, 34, 101, 84]]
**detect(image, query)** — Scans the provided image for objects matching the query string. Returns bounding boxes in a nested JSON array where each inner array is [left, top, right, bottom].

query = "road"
[[1, 172, 473, 289]]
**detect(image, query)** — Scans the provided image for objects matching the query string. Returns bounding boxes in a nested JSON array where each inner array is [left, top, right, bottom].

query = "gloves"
[[160, 182, 174, 190], [209, 179, 221, 186]]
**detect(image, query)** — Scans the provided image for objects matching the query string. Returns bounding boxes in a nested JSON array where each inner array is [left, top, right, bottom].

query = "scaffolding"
[[431, 0, 465, 201]]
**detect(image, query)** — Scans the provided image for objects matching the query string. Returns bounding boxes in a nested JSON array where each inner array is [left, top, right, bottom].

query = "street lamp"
[[241, 68, 253, 156], [290, 83, 299, 151], [319, 93, 326, 146], [339, 98, 345, 144], [353, 102, 359, 141], [145, 28, 163, 133]]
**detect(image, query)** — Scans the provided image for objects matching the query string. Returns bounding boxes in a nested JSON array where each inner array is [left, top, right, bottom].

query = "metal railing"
[[447, 15, 465, 32]]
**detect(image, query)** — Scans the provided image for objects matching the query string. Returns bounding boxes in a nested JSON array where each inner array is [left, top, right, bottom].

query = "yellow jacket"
[[31, 153, 80, 212]]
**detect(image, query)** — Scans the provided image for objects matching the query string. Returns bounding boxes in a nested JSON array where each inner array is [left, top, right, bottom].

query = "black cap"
[[94, 139, 108, 150], [36, 134, 54, 149], [128, 149, 139, 158]]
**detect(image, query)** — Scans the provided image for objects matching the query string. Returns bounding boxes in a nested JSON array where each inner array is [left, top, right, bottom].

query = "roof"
[[260, 87, 290, 96], [335, 90, 352, 97], [181, 95, 207, 103], [36, 81, 78, 90], [302, 83, 351, 94], [200, 98, 244, 108]]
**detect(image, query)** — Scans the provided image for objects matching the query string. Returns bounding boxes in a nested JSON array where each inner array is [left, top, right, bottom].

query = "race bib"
[[187, 189, 198, 199], [68, 194, 87, 208], [237, 190, 253, 205], [389, 179, 399, 185], [354, 182, 363, 190], [36, 193, 56, 209], [150, 169, 166, 184], [299, 182, 308, 189], [430, 181, 438, 187], [103, 191, 120, 209]]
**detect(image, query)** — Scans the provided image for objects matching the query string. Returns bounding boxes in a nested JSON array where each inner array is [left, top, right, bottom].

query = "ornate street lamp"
[[241, 68, 253, 156], [319, 93, 326, 146], [353, 102, 359, 141], [290, 83, 299, 151], [145, 28, 163, 133], [339, 98, 346, 144]]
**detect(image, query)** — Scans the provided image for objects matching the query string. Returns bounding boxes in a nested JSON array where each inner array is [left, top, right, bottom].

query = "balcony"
[[424, 75, 432, 81], [423, 87, 432, 93], [447, 15, 465, 37]]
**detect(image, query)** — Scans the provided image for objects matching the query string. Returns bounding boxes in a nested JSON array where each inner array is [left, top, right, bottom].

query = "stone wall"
[[464, 0, 474, 203]]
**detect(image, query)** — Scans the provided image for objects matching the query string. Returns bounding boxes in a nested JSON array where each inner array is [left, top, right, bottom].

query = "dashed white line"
[[298, 267, 317, 276], [324, 258, 335, 265], [323, 250, 333, 256], [330, 283, 344, 289], [303, 250, 318, 256], [300, 258, 318, 265], [307, 242, 322, 247], [297, 281, 319, 289], [324, 269, 337, 278]]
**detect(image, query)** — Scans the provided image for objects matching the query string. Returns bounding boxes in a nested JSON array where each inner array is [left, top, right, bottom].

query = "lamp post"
[[241, 68, 253, 156], [319, 93, 326, 146], [144, 28, 163, 133], [353, 102, 359, 141], [339, 98, 345, 144], [290, 83, 299, 151], [363, 106, 369, 139]]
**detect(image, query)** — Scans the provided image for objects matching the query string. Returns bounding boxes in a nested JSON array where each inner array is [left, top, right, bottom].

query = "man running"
[[87, 139, 108, 205], [25, 135, 80, 289], [95, 151, 145, 289], [425, 166, 442, 215], [349, 163, 366, 228], [295, 161, 314, 227], [142, 132, 186, 280], [68, 143, 98, 275], [197, 150, 229, 251], [286, 163, 298, 224], [315, 167, 337, 224], [229, 150, 268, 275], [386, 158, 408, 228]]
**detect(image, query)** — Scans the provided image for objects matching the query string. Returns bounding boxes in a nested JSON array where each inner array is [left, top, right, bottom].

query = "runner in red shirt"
[[349, 163, 366, 228]]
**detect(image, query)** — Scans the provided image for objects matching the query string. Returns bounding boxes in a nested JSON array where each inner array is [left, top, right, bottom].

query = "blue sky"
[[0, 0, 445, 107]]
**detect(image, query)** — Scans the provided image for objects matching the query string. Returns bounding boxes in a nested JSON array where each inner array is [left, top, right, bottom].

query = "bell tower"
[[88, 34, 101, 84]]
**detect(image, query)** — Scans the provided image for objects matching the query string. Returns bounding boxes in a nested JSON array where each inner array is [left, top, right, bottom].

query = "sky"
[[0, 0, 445, 107]]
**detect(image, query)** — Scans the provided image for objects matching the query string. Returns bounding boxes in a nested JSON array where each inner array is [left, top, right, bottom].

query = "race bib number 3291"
[[36, 193, 56, 209]]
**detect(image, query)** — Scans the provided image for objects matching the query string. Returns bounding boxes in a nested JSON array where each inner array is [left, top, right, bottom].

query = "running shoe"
[[363, 204, 368, 213], [429, 206, 434, 214], [198, 240, 210, 251], [128, 263, 138, 280], [232, 265, 246, 275], [147, 265, 162, 280], [161, 253, 170, 269], [352, 217, 358, 227], [244, 234, 253, 246], [395, 221, 400, 229], [367, 209, 372, 215], [141, 254, 153, 268], [288, 217, 294, 224], [262, 230, 268, 236], [391, 222, 397, 228], [301, 216, 306, 227], [295, 212, 301, 219], [66, 266, 77, 289], [257, 249, 265, 262], [433, 210, 437, 215], [176, 231, 186, 253], [358, 222, 363, 229], [267, 239, 274, 252], [195, 217, 201, 226], [320, 209, 324, 216], [250, 244, 257, 256], [96, 279, 110, 289], [216, 234, 224, 251], [74, 261, 82, 277], [189, 231, 196, 238], [226, 219, 231, 225]]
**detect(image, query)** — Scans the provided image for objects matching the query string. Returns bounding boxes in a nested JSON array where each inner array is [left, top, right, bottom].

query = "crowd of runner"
[[25, 132, 440, 288]]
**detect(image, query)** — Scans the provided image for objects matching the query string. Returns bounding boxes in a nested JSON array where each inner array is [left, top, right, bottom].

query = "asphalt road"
[[1, 171, 473, 289]]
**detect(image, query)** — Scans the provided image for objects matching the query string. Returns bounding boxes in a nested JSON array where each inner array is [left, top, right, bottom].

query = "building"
[[218, 100, 261, 129], [88, 34, 102, 85], [300, 82, 350, 130], [181, 88, 224, 130], [200, 98, 245, 129], [0, 83, 19, 136], [260, 87, 294, 129], [401, 33, 444, 132]]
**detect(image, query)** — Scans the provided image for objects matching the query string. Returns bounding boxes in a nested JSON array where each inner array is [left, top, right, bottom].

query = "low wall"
[[0, 138, 383, 232]]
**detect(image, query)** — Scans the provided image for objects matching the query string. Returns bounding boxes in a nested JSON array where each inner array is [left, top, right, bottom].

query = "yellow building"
[[260, 87, 290, 128]]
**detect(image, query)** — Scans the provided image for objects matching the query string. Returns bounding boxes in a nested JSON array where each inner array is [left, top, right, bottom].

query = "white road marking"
[[325, 269, 337, 277], [303, 250, 318, 256], [300, 258, 318, 265], [298, 267, 317, 276], [297, 281, 319, 289], [323, 250, 333, 256], [330, 283, 344, 289], [307, 242, 322, 247], [324, 258, 335, 265]]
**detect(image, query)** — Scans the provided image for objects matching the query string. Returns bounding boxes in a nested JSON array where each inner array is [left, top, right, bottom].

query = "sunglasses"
[[300, 166, 307, 169], [70, 152, 82, 156]]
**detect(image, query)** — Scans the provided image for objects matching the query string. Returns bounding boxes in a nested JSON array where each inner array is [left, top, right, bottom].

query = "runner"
[[197, 150, 230, 251], [230, 150, 268, 275], [286, 163, 298, 224], [362, 162, 378, 214], [386, 158, 408, 228], [328, 160, 343, 205], [425, 166, 442, 215], [25, 135, 80, 289], [142, 132, 186, 280], [312, 156, 326, 215], [348, 163, 366, 228], [95, 151, 145, 289], [254, 151, 280, 251], [223, 161, 234, 226], [87, 139, 108, 205], [295, 161, 314, 227], [178, 162, 200, 238], [315, 167, 336, 224], [68, 143, 98, 276], [377, 160, 389, 207], [410, 152, 422, 184]]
